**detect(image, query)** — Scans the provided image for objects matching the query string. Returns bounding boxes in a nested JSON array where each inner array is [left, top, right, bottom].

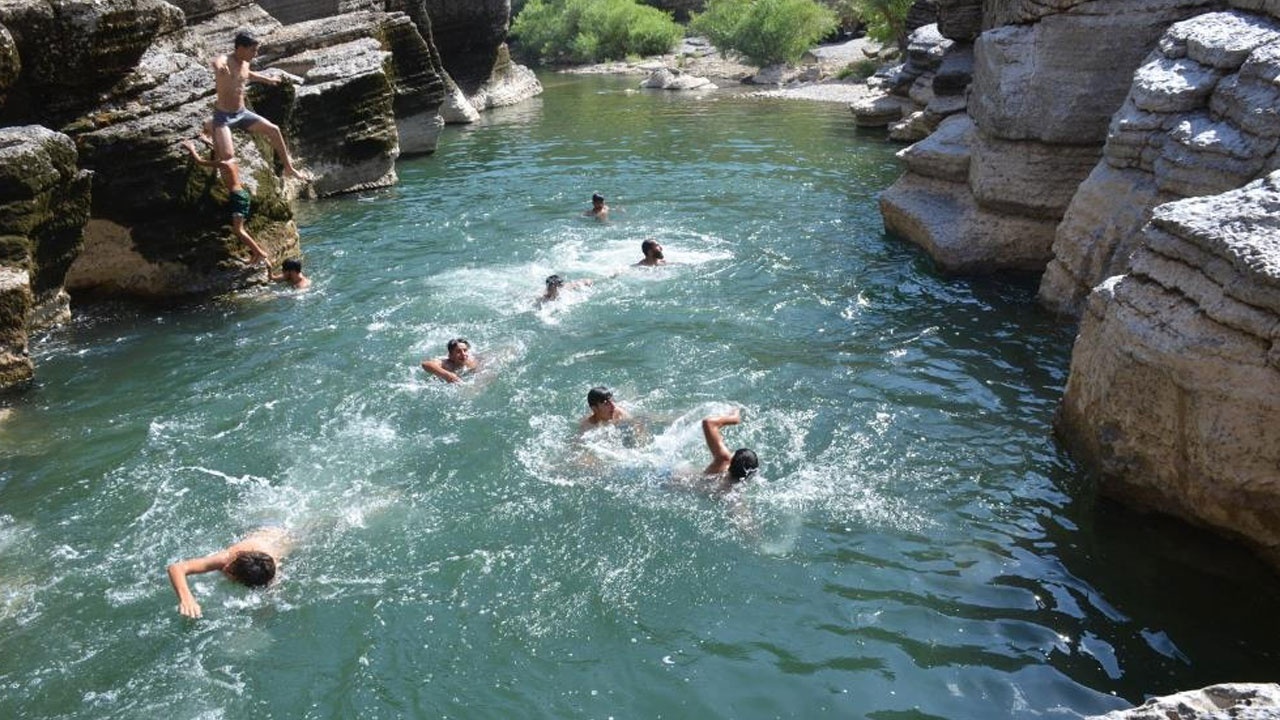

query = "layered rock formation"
[[880, 0, 1215, 273], [1041, 8, 1280, 316], [0, 126, 91, 385], [1057, 171, 1280, 568], [423, 0, 541, 110]]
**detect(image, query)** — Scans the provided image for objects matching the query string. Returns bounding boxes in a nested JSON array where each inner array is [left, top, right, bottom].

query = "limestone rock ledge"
[[1042, 7, 1280, 317], [881, 0, 1214, 274], [1084, 683, 1280, 719], [1057, 171, 1280, 569]]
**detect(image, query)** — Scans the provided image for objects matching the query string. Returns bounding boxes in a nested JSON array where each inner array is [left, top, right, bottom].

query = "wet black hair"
[[728, 448, 759, 482], [587, 386, 613, 407], [592, 193, 604, 203], [282, 258, 302, 273], [234, 31, 259, 49], [546, 274, 565, 289], [641, 239, 661, 257], [225, 550, 275, 587], [447, 337, 469, 352]]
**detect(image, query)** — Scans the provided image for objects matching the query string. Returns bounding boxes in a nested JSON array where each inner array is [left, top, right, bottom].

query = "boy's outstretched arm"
[[166, 550, 229, 618], [701, 408, 741, 474]]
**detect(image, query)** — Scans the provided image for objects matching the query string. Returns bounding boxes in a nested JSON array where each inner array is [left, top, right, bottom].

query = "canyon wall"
[[880, 1, 1280, 570], [879, 0, 1215, 273]]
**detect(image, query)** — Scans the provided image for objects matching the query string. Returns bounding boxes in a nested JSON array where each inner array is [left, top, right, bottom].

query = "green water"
[[3, 74, 1279, 719]]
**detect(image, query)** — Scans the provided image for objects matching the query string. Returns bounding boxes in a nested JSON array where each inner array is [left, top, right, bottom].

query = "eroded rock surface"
[[881, 0, 1214, 274], [1058, 171, 1280, 569], [1042, 8, 1280, 315]]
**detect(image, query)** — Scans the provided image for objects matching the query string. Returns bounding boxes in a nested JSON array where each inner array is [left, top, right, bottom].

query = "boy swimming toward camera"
[[166, 526, 291, 618]]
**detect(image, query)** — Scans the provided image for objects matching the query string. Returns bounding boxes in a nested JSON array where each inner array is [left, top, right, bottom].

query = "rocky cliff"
[[1040, 8, 1280, 316], [1057, 171, 1280, 569], [879, 0, 1215, 273], [877, 1, 1280, 573]]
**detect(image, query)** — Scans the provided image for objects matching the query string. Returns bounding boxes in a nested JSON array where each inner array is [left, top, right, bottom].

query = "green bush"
[[850, 0, 913, 49], [691, 0, 838, 67], [511, 0, 685, 64]]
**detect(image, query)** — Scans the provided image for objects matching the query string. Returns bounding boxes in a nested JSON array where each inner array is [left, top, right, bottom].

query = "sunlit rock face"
[[879, 0, 1214, 274], [1041, 8, 1280, 316], [1057, 172, 1280, 571]]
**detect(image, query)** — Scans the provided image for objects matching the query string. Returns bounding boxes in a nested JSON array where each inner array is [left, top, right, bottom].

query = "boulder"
[[936, 0, 982, 41], [1038, 163, 1171, 317], [640, 67, 716, 91], [1058, 171, 1280, 570], [969, 1, 1214, 145], [465, 43, 542, 111], [968, 132, 1103, 220], [1084, 684, 1280, 720], [851, 94, 913, 127], [896, 113, 973, 182], [422, 0, 511, 94], [1041, 8, 1280, 318]]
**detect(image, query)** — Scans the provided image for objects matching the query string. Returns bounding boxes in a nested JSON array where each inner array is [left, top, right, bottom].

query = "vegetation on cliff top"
[[511, 0, 684, 64]]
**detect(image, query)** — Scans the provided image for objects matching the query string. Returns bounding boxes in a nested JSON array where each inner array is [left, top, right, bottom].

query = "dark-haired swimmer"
[[269, 257, 310, 289], [700, 408, 759, 493], [166, 527, 291, 618], [635, 239, 666, 267], [583, 192, 609, 221], [421, 337, 478, 383], [539, 274, 593, 305], [579, 386, 631, 432]]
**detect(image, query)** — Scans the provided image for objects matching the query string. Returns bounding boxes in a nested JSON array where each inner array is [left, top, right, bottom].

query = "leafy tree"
[[850, 0, 913, 50], [690, 0, 837, 67], [512, 0, 685, 64]]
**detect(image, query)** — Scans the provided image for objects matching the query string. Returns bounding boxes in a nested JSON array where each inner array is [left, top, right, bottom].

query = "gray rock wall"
[[1041, 8, 1280, 316], [0, 126, 92, 386], [1057, 171, 1280, 570], [879, 0, 1214, 274]]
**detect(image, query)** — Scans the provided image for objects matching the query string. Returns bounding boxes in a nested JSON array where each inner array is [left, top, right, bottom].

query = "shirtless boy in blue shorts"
[[207, 31, 308, 180]]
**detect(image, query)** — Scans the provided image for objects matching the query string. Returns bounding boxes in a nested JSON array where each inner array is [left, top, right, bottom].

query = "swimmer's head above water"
[[586, 386, 613, 408], [224, 550, 275, 587], [728, 448, 759, 483]]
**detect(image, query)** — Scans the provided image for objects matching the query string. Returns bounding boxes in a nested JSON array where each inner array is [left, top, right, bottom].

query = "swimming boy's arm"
[[166, 550, 231, 618], [421, 358, 461, 383], [701, 409, 741, 474]]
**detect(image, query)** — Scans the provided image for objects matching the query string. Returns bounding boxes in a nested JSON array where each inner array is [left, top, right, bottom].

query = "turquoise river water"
[[2, 73, 1279, 719]]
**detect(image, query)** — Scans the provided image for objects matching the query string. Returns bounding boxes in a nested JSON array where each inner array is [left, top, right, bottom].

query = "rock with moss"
[[0, 0, 185, 127], [0, 266, 32, 387], [0, 125, 91, 327]]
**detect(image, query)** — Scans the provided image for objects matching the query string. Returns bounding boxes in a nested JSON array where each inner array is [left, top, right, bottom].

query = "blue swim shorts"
[[212, 107, 265, 130]]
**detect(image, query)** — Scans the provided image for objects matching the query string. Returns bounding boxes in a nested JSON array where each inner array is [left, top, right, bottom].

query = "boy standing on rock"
[[208, 31, 309, 180], [183, 139, 270, 266]]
